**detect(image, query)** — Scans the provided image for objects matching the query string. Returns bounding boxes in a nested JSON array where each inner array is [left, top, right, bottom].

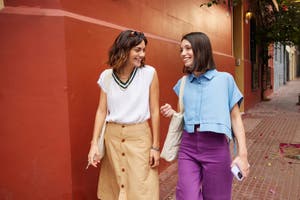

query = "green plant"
[[200, 0, 300, 98], [200, 0, 241, 7], [200, 0, 300, 46]]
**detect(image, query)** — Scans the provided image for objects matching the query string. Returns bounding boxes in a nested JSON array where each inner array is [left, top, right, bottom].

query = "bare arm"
[[231, 104, 250, 177], [149, 71, 160, 168], [91, 90, 107, 144], [88, 89, 107, 167]]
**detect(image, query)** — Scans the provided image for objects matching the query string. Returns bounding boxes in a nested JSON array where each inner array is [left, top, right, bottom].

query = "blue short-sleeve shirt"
[[173, 69, 243, 140]]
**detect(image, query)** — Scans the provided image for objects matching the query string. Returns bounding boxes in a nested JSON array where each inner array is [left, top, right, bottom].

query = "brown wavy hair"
[[107, 30, 148, 71]]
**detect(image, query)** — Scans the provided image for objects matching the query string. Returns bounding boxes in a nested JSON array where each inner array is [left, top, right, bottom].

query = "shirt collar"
[[188, 69, 217, 82]]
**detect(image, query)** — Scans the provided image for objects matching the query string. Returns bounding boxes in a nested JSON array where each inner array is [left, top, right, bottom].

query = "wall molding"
[[1, 6, 233, 58]]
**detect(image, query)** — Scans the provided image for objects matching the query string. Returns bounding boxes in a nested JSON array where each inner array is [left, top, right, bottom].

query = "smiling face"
[[180, 39, 194, 68], [180, 32, 216, 74], [108, 30, 148, 70], [127, 40, 146, 67]]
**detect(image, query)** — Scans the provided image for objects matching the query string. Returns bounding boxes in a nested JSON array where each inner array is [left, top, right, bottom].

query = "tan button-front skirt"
[[97, 122, 159, 200]]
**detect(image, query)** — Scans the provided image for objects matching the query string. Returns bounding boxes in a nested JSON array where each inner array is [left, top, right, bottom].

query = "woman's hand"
[[160, 103, 175, 118], [231, 155, 250, 179], [149, 148, 160, 168], [87, 143, 101, 169]]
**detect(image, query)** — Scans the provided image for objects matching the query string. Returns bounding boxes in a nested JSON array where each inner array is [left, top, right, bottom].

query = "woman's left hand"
[[149, 148, 160, 168]]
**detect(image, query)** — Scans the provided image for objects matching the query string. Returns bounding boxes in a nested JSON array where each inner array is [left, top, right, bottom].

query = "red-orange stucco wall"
[[1, 1, 236, 199], [0, 13, 72, 199]]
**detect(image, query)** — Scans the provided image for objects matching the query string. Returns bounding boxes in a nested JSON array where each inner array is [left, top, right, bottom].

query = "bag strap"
[[178, 75, 187, 114]]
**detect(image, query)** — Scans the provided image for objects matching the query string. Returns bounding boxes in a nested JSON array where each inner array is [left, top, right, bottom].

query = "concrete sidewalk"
[[159, 79, 300, 200]]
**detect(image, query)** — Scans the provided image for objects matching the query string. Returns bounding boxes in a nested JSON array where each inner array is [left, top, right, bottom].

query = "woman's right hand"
[[160, 103, 175, 118], [87, 143, 101, 169]]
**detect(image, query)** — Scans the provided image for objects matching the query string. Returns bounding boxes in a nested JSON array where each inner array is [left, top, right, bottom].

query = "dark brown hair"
[[107, 30, 147, 70], [181, 32, 216, 73]]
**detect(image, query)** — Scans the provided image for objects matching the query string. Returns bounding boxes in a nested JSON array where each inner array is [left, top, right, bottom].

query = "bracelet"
[[151, 146, 160, 152]]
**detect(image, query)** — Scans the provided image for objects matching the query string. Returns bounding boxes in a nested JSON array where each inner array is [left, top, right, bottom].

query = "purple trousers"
[[176, 130, 233, 200]]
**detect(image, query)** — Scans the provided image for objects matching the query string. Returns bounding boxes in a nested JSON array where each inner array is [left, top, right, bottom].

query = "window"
[[250, 19, 256, 63], [279, 44, 282, 63], [274, 43, 278, 61], [250, 18, 259, 89]]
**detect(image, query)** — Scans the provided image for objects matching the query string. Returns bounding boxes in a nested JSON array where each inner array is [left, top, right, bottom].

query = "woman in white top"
[[87, 30, 160, 200]]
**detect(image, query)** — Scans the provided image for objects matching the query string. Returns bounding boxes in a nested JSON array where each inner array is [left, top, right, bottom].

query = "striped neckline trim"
[[112, 67, 138, 90]]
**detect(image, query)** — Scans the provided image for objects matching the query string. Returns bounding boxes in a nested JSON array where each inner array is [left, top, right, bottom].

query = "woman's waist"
[[106, 121, 149, 129], [106, 113, 150, 124], [184, 123, 232, 139]]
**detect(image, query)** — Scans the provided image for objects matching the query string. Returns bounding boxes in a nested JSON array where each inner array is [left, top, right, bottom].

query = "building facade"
[[0, 1, 262, 199]]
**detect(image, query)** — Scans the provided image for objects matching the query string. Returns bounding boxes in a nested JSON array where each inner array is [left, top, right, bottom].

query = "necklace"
[[112, 67, 137, 90]]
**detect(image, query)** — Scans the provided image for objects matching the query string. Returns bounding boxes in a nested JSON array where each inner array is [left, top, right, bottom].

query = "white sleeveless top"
[[97, 65, 155, 124]]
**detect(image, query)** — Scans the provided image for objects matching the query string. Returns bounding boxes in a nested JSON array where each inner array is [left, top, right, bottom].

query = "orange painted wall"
[[0, 14, 72, 199], [4, 0, 61, 8], [1, 1, 236, 199]]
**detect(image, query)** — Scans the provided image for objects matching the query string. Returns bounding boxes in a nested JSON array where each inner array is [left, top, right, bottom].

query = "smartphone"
[[231, 164, 243, 181]]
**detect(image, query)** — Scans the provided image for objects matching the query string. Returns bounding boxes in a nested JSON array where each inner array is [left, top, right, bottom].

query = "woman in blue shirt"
[[160, 32, 250, 200]]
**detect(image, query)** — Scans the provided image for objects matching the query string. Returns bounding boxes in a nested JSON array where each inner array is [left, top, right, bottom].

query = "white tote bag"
[[160, 76, 186, 162]]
